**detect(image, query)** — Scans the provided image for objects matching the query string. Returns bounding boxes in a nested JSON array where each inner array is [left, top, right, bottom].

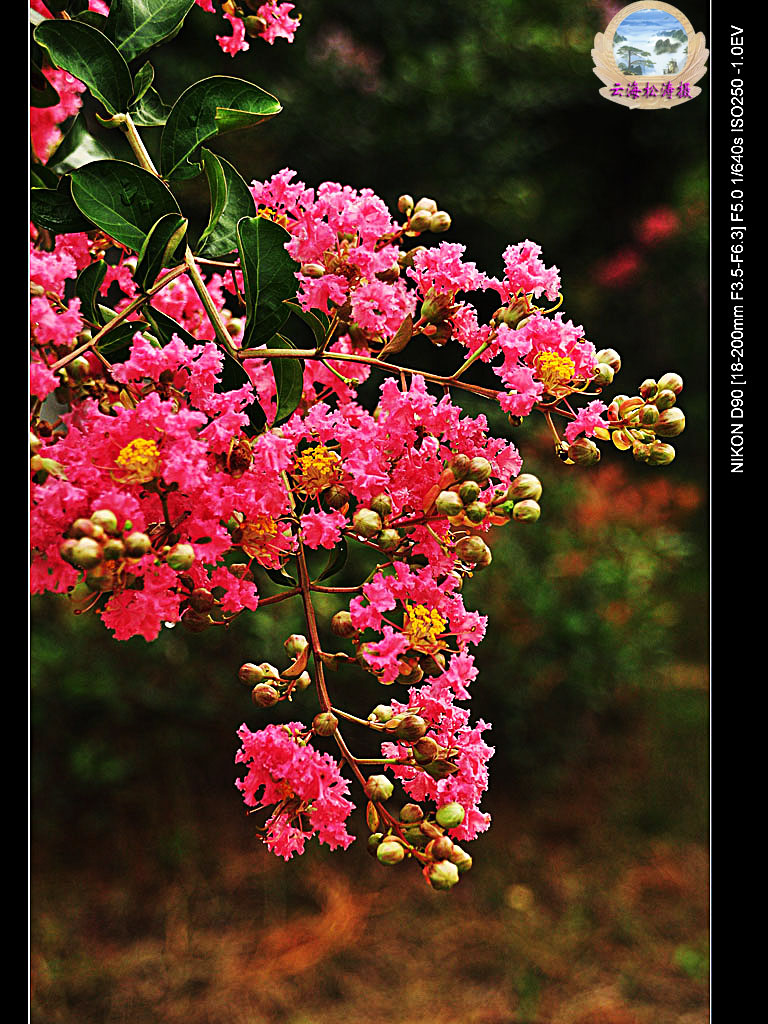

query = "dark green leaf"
[[49, 113, 123, 175], [70, 160, 180, 252], [261, 566, 297, 588], [270, 333, 304, 426], [285, 301, 331, 349], [34, 19, 132, 116], [316, 537, 348, 583], [134, 213, 188, 292], [160, 76, 281, 181], [75, 260, 108, 323], [236, 216, 298, 350], [197, 150, 256, 259], [95, 316, 149, 358], [143, 305, 198, 348], [31, 163, 60, 190], [74, 11, 110, 30], [129, 84, 172, 127], [31, 180, 94, 234], [30, 50, 60, 108], [106, 0, 195, 63], [131, 62, 155, 104]]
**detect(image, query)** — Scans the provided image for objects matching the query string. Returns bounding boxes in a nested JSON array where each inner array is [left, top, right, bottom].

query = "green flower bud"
[[352, 507, 383, 538], [455, 535, 491, 563], [284, 633, 309, 657], [567, 438, 601, 467], [331, 611, 357, 638], [426, 836, 455, 860], [299, 262, 326, 278], [399, 803, 424, 823], [71, 537, 103, 570], [376, 839, 406, 865], [58, 539, 79, 565], [370, 492, 392, 518], [370, 704, 394, 723], [436, 802, 466, 828], [655, 389, 677, 411], [377, 529, 401, 552], [429, 211, 451, 233], [464, 501, 488, 524], [435, 490, 464, 517], [396, 663, 424, 686], [466, 456, 492, 482], [397, 194, 415, 215], [447, 453, 470, 481], [243, 14, 268, 36], [413, 197, 438, 214], [414, 736, 440, 763], [449, 845, 473, 873], [226, 318, 244, 337], [90, 509, 118, 534], [102, 538, 126, 561], [592, 363, 615, 386], [458, 480, 480, 505], [639, 378, 658, 400], [640, 403, 660, 426], [367, 832, 385, 856], [312, 712, 339, 736], [647, 441, 676, 466], [239, 663, 266, 686], [512, 499, 541, 523], [258, 662, 281, 681], [655, 407, 686, 437], [364, 775, 394, 801], [409, 209, 432, 232], [508, 473, 542, 502], [251, 683, 280, 707], [165, 543, 195, 571], [124, 532, 152, 558], [657, 372, 684, 395], [498, 500, 516, 519], [425, 859, 460, 890], [396, 714, 428, 742], [67, 355, 91, 382], [70, 517, 99, 540], [595, 347, 621, 373], [632, 442, 652, 463], [294, 671, 313, 691]]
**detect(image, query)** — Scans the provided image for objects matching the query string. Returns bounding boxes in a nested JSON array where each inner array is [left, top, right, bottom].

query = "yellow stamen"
[[240, 514, 280, 560], [114, 438, 161, 483], [257, 206, 290, 230], [403, 603, 447, 649], [294, 444, 342, 496], [534, 351, 575, 390]]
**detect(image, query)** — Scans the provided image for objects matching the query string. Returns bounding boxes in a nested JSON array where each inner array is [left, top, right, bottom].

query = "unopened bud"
[[647, 441, 676, 466], [70, 517, 99, 540], [435, 490, 464, 517], [321, 483, 351, 510], [657, 372, 683, 395], [397, 194, 415, 215], [655, 389, 677, 411], [396, 714, 428, 742], [71, 537, 103, 569], [447, 453, 470, 481], [312, 712, 338, 736], [512, 499, 541, 523], [364, 775, 394, 801], [377, 529, 401, 552], [102, 538, 126, 561], [239, 663, 265, 686], [508, 473, 542, 501], [370, 492, 392, 518], [640, 403, 660, 426], [251, 683, 280, 707], [370, 705, 394, 723], [414, 736, 440, 762], [466, 456, 492, 482], [592, 363, 615, 386], [424, 859, 460, 890], [352, 508, 382, 538], [376, 839, 406, 865], [284, 634, 309, 657], [331, 611, 357, 638], [639, 378, 658, 400], [458, 480, 480, 505], [449, 845, 473, 873], [429, 211, 451, 233], [189, 588, 214, 613], [595, 347, 621, 373], [90, 509, 118, 534], [124, 532, 152, 558], [455, 535, 491, 563], [181, 609, 212, 633], [165, 543, 195, 571], [58, 539, 79, 565], [413, 197, 438, 214], [464, 501, 488, 523], [243, 14, 268, 36], [400, 803, 424, 823], [294, 671, 313, 691], [367, 832, 384, 856], [409, 209, 432, 232], [567, 438, 601, 467], [258, 662, 281, 681], [436, 802, 466, 828], [655, 407, 686, 437], [300, 262, 326, 278], [426, 836, 455, 860]]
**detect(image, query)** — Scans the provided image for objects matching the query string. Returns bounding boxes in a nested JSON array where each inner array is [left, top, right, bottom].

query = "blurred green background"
[[31, 2, 709, 1021]]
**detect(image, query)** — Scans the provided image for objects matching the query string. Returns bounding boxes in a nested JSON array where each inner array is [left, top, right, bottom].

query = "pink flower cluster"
[[194, 0, 301, 56]]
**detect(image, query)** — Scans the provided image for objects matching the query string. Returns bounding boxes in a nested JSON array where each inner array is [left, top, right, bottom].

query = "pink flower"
[[495, 240, 561, 303], [564, 400, 609, 444], [300, 509, 348, 549]]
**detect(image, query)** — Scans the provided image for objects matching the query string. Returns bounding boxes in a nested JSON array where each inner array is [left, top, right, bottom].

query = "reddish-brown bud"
[[251, 683, 280, 707], [312, 712, 338, 736]]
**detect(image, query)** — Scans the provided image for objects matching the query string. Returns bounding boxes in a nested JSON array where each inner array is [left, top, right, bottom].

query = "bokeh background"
[[30, 1, 710, 1021]]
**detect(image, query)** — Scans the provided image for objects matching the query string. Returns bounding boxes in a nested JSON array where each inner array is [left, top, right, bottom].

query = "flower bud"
[[435, 490, 464, 517], [124, 532, 152, 558], [657, 372, 683, 395], [647, 441, 676, 466], [376, 839, 406, 865], [370, 704, 394, 723], [299, 262, 326, 278], [455, 535, 491, 564], [181, 609, 212, 633], [420, 651, 446, 676], [413, 197, 438, 214], [226, 318, 244, 337], [294, 671, 313, 691], [396, 714, 428, 742], [239, 663, 266, 686], [466, 456, 492, 482], [71, 537, 103, 569], [457, 480, 479, 506], [639, 378, 658, 400], [189, 588, 214, 613], [364, 775, 394, 801], [409, 209, 432, 232], [321, 483, 351, 511], [90, 509, 118, 534], [592, 363, 615, 386], [464, 501, 488, 524], [397, 194, 414, 215], [284, 634, 309, 657], [632, 442, 652, 463], [655, 389, 677, 411], [655, 407, 686, 437], [70, 517, 99, 540], [619, 397, 644, 420], [508, 473, 542, 502], [399, 803, 424, 823], [436, 802, 466, 828], [429, 211, 451, 233], [331, 611, 357, 638], [639, 403, 659, 426], [377, 528, 401, 552], [251, 683, 280, 707], [312, 712, 339, 736], [165, 543, 195, 571], [595, 347, 621, 373], [424, 859, 460, 890], [370, 492, 392, 518], [446, 453, 470, 481], [512, 499, 541, 523], [367, 832, 384, 856], [243, 13, 267, 36], [567, 438, 601, 467], [102, 538, 126, 561], [257, 662, 281, 681], [396, 663, 424, 686], [58, 539, 79, 565], [352, 508, 382, 538], [449, 845, 473, 873], [414, 736, 440, 763], [426, 836, 455, 861]]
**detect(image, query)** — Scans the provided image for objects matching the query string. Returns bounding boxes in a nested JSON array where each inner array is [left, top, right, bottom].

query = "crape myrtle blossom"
[[193, 1, 302, 55]]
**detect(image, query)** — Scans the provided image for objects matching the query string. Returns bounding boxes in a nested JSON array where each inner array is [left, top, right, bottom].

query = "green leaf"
[[196, 150, 256, 259], [236, 216, 299, 350], [75, 260, 108, 323], [129, 85, 172, 127], [31, 163, 60, 190], [49, 113, 123, 175], [106, 0, 196, 63], [316, 537, 348, 583], [131, 62, 155, 104], [94, 306, 150, 358], [30, 44, 60, 108], [285, 301, 331, 349], [31, 180, 94, 234], [269, 333, 304, 426], [70, 160, 180, 252], [34, 19, 133, 116], [160, 76, 282, 181], [261, 566, 298, 588], [143, 305, 198, 348], [134, 213, 188, 292]]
